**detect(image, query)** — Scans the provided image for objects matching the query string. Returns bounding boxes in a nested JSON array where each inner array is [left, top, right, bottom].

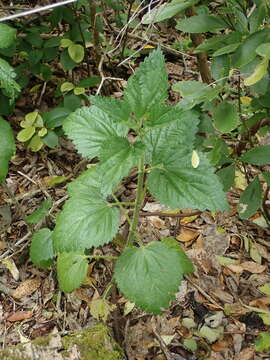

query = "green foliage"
[[48, 48, 226, 313], [255, 332, 270, 352], [0, 117, 15, 183], [0, 58, 20, 103], [0, 24, 16, 48], [213, 101, 239, 133], [26, 198, 53, 224], [142, 0, 200, 24], [114, 240, 187, 314], [238, 176, 262, 219], [30, 228, 54, 268], [57, 252, 88, 292]]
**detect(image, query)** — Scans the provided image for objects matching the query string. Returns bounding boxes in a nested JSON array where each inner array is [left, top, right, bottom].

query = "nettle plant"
[[31, 48, 228, 314]]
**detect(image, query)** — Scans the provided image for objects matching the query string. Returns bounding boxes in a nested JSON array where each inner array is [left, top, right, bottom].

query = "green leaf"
[[176, 15, 226, 33], [114, 241, 185, 314], [142, 0, 199, 24], [216, 164, 235, 191], [61, 81, 75, 92], [240, 145, 270, 165], [0, 117, 15, 183], [258, 283, 270, 296], [211, 54, 230, 82], [255, 332, 270, 352], [68, 43, 84, 63], [213, 101, 239, 133], [212, 43, 241, 57], [238, 176, 262, 219], [26, 198, 53, 224], [28, 135, 44, 152], [60, 38, 73, 48], [63, 106, 128, 159], [145, 104, 184, 127], [43, 107, 71, 128], [144, 111, 199, 165], [244, 57, 269, 86], [161, 237, 194, 274], [30, 228, 54, 268], [172, 81, 220, 108], [53, 167, 120, 252], [90, 95, 131, 124], [256, 43, 270, 58], [0, 58, 20, 103], [232, 28, 270, 68], [194, 32, 242, 54], [124, 48, 168, 119], [17, 127, 35, 142], [0, 24, 16, 48], [147, 154, 228, 211], [42, 131, 59, 148], [57, 252, 88, 293], [60, 49, 77, 70], [98, 137, 145, 194]]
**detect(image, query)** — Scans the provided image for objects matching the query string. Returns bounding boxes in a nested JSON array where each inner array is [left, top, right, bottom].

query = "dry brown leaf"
[[233, 347, 254, 360], [226, 264, 244, 273], [211, 339, 231, 352], [12, 278, 41, 299], [7, 311, 33, 322], [180, 214, 199, 225], [176, 228, 199, 242], [241, 261, 266, 274], [249, 296, 270, 307], [147, 216, 165, 229], [227, 262, 266, 274]]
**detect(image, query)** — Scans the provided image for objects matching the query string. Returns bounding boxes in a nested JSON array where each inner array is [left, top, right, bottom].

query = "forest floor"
[[0, 2, 270, 360]]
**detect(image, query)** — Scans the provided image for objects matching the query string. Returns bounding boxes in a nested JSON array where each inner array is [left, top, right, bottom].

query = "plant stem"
[[127, 156, 145, 247], [87, 255, 118, 260], [185, 5, 212, 84]]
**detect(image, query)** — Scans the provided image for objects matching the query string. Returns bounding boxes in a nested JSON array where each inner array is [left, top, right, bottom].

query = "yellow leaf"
[[191, 150, 200, 168], [240, 96, 252, 105], [244, 57, 269, 86]]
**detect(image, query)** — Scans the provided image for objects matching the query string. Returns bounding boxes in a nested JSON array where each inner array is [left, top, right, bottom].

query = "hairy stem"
[[127, 156, 145, 247]]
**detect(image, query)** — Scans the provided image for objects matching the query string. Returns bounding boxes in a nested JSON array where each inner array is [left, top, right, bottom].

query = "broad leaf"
[[90, 95, 131, 124], [0, 24, 16, 48], [68, 44, 84, 63], [57, 252, 88, 292], [256, 43, 270, 58], [144, 111, 199, 165], [145, 104, 185, 127], [98, 137, 145, 194], [232, 28, 270, 68], [0, 58, 20, 103], [212, 43, 241, 57], [216, 164, 235, 191], [142, 0, 199, 24], [194, 32, 242, 54], [161, 237, 194, 274], [114, 241, 185, 314], [176, 15, 226, 33], [148, 154, 228, 211], [124, 48, 168, 119], [255, 332, 270, 352], [172, 80, 219, 108], [53, 168, 120, 252], [26, 198, 53, 224], [244, 58, 269, 86], [30, 228, 54, 268], [63, 106, 128, 158], [240, 145, 270, 165], [17, 127, 35, 142], [238, 176, 262, 219], [0, 117, 15, 183], [213, 101, 239, 133]]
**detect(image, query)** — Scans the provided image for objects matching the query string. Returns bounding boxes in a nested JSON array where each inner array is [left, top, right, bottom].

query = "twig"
[[139, 210, 201, 218], [186, 275, 224, 310]]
